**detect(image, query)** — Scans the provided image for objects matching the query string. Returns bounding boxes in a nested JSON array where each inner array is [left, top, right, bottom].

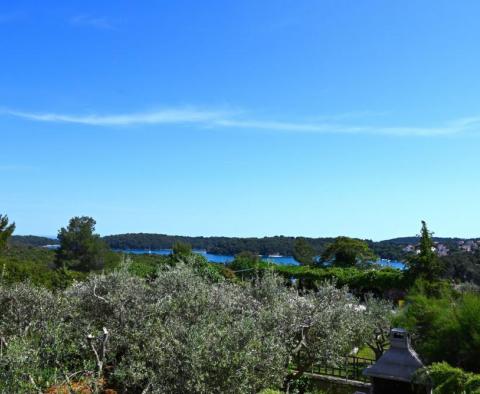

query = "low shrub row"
[[258, 264, 408, 297]]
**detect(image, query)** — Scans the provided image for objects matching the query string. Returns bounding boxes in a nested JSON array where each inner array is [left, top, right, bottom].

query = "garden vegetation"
[[0, 257, 380, 393], [2, 214, 480, 393]]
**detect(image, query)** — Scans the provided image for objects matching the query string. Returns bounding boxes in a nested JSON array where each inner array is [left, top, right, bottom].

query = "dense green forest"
[[102, 233, 405, 259], [5, 236, 480, 292], [103, 233, 332, 256], [100, 234, 479, 259], [10, 235, 59, 247], [13, 233, 478, 261]]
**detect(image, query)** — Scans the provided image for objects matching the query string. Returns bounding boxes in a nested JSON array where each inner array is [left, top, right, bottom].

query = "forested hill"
[[10, 235, 59, 247], [380, 236, 467, 245], [103, 233, 409, 259], [102, 233, 332, 256], [11, 233, 478, 260]]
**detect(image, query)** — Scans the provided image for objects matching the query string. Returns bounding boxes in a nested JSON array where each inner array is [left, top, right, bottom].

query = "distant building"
[[459, 240, 478, 253], [402, 244, 415, 253], [404, 243, 442, 255], [434, 243, 449, 257]]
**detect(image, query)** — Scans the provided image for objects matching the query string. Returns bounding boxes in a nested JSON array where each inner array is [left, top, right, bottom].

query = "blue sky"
[[1, 0, 480, 240]]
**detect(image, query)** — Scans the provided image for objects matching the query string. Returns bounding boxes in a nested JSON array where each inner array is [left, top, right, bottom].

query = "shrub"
[[0, 263, 371, 393], [259, 264, 407, 298], [415, 362, 480, 394], [394, 280, 480, 372]]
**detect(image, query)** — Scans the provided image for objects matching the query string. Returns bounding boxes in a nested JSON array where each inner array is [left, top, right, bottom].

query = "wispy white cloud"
[[212, 119, 461, 136], [69, 15, 115, 30], [2, 107, 480, 137], [305, 110, 392, 122], [4, 108, 232, 126]]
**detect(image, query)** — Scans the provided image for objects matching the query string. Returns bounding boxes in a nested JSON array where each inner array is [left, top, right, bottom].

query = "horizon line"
[[13, 232, 480, 242]]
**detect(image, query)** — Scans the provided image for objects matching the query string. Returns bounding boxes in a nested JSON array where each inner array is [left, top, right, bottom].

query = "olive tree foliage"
[[362, 294, 394, 360], [281, 283, 370, 392], [0, 282, 95, 393], [0, 258, 372, 393]]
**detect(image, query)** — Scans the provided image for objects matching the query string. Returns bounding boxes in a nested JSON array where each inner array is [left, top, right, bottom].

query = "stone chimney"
[[362, 328, 431, 394]]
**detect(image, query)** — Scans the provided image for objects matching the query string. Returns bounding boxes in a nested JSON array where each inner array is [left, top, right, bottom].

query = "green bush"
[[258, 264, 407, 297], [416, 362, 480, 394], [0, 244, 175, 286], [394, 280, 480, 372], [0, 263, 370, 393], [0, 246, 70, 289]]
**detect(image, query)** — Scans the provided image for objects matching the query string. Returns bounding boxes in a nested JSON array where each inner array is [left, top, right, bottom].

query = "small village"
[[403, 239, 480, 256]]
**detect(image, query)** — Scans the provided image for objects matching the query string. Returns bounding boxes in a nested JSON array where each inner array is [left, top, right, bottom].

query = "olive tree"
[[0, 282, 95, 392], [363, 294, 393, 360], [0, 260, 373, 393]]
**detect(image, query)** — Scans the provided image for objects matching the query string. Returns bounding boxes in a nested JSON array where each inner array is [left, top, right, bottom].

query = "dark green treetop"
[[172, 241, 192, 258], [407, 220, 444, 281], [55, 216, 107, 271], [0, 214, 15, 251], [293, 237, 316, 266], [228, 251, 261, 277], [321, 236, 377, 267]]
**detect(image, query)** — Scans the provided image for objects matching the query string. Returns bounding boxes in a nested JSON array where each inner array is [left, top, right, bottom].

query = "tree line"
[[102, 232, 415, 260]]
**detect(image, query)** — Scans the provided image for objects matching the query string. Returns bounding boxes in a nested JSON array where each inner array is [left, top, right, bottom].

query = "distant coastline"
[[12, 233, 479, 264], [114, 247, 405, 269]]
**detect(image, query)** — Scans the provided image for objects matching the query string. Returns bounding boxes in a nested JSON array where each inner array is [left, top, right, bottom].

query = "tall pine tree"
[[407, 221, 444, 281], [0, 214, 15, 251], [55, 216, 107, 271]]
